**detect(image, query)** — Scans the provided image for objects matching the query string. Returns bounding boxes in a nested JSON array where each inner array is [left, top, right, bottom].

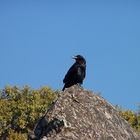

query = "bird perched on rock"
[[62, 55, 86, 91]]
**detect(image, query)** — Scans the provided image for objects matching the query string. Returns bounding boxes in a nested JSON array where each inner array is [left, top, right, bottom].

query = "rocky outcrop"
[[29, 85, 140, 140]]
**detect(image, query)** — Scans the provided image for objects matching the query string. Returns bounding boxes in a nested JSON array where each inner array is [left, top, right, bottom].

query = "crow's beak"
[[72, 56, 77, 60]]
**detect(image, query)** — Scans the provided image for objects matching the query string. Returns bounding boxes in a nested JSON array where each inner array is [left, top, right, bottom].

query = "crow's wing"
[[77, 65, 86, 83], [63, 63, 86, 84], [63, 64, 77, 84]]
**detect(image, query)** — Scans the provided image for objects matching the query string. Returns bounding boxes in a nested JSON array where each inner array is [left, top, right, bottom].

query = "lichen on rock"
[[29, 85, 140, 140]]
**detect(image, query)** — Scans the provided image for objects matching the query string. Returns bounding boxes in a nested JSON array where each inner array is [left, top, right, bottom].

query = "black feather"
[[62, 55, 86, 91]]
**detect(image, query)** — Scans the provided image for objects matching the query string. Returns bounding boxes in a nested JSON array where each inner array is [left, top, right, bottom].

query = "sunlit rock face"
[[29, 85, 140, 140]]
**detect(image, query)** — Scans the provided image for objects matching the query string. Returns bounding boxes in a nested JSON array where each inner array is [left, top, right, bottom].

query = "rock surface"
[[29, 85, 140, 140]]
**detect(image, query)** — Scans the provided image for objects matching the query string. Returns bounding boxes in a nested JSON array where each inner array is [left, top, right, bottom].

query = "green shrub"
[[117, 105, 140, 133], [0, 86, 57, 139], [119, 110, 138, 129]]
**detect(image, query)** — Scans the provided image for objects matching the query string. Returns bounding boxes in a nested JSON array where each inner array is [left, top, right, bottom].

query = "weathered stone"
[[29, 85, 140, 140]]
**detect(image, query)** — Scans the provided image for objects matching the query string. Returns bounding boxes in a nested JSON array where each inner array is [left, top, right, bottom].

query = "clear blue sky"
[[0, 0, 140, 111]]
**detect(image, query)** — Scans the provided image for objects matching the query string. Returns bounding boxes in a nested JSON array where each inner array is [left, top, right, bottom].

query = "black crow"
[[62, 55, 86, 91]]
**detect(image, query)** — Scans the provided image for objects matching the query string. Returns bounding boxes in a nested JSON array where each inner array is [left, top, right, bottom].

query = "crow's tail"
[[62, 85, 65, 91]]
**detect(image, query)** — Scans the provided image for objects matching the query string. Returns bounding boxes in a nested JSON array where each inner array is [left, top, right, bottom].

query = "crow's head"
[[72, 55, 86, 65]]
